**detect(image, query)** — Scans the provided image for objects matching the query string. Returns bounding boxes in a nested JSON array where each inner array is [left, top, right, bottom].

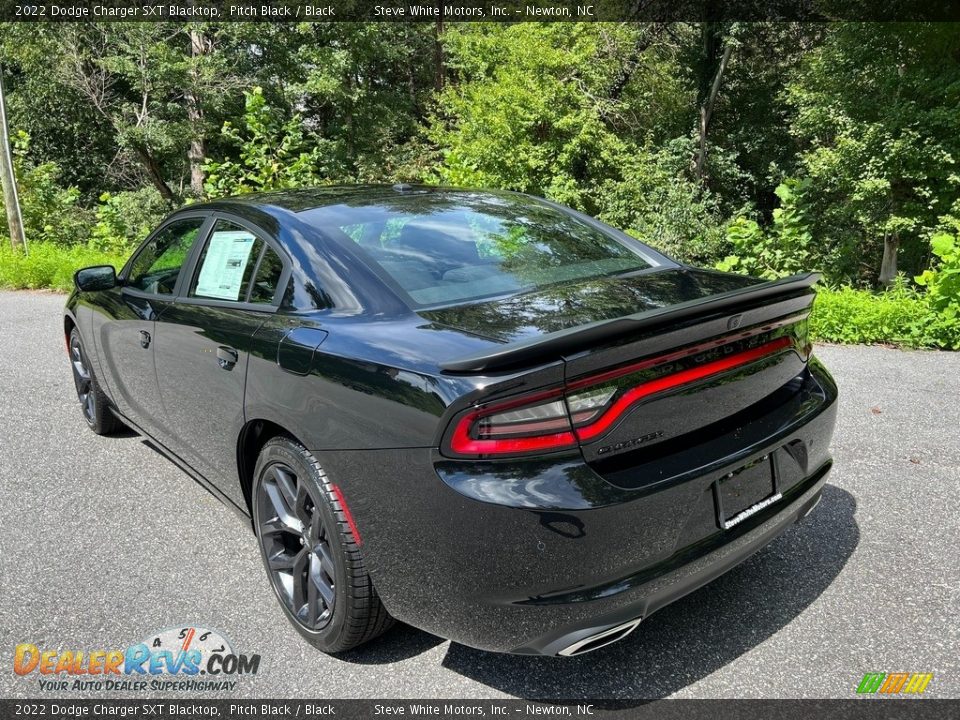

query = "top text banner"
[[2, 1, 958, 22]]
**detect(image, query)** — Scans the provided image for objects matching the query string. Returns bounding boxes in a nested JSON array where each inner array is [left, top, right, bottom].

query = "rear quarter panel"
[[242, 314, 496, 451]]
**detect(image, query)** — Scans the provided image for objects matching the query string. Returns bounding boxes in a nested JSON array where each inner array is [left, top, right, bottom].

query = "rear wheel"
[[69, 328, 122, 435], [252, 437, 393, 653]]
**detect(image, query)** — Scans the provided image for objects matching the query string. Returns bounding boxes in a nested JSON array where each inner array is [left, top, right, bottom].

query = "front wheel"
[[252, 437, 394, 653], [69, 328, 122, 435]]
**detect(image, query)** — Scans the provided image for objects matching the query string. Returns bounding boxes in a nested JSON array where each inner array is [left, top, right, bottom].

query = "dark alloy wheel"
[[256, 461, 337, 629], [69, 328, 121, 435], [252, 437, 393, 653]]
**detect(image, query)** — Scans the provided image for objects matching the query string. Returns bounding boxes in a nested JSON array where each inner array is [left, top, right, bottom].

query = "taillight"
[[569, 335, 792, 442], [449, 391, 578, 456], [445, 334, 796, 459]]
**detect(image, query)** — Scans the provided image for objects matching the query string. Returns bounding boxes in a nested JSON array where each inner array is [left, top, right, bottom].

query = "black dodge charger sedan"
[[64, 185, 837, 656]]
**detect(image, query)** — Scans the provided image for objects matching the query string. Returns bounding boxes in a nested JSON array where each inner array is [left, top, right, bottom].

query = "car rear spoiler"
[[440, 272, 821, 374]]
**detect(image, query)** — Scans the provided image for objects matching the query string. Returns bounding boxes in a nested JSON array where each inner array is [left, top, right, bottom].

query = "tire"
[[252, 437, 394, 653], [69, 328, 122, 436]]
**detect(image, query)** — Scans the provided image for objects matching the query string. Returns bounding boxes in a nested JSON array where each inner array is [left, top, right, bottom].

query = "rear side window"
[[250, 246, 283, 304], [190, 220, 264, 302], [127, 218, 205, 295]]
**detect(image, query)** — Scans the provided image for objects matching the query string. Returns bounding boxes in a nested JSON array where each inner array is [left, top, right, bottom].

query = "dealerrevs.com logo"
[[14, 626, 261, 692]]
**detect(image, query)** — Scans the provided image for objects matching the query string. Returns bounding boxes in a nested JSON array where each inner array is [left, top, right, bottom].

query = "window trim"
[[119, 212, 214, 299], [173, 212, 292, 313]]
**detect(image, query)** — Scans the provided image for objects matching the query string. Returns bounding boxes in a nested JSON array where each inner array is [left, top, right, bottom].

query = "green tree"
[[785, 23, 960, 286], [0, 22, 251, 201], [203, 87, 334, 195], [425, 23, 735, 261]]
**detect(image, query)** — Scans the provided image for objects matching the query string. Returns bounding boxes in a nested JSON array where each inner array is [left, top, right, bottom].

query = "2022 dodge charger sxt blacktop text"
[[64, 185, 837, 656]]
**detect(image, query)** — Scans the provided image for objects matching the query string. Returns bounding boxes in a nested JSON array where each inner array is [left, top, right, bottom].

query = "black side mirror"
[[74, 265, 117, 292]]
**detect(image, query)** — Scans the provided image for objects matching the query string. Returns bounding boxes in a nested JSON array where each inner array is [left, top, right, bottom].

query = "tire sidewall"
[[252, 438, 353, 652]]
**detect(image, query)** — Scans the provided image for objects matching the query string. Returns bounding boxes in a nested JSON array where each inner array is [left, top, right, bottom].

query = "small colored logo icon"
[[856, 672, 933, 695]]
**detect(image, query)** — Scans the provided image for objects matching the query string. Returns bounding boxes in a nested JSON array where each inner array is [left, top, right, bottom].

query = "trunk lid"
[[438, 272, 819, 473], [419, 268, 760, 345]]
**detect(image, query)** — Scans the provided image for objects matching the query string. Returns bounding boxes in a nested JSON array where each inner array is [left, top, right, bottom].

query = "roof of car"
[[195, 184, 476, 214]]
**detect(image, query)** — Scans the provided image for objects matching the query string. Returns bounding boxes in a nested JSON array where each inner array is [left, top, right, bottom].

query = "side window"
[[189, 220, 265, 302], [249, 246, 284, 304], [127, 218, 205, 295]]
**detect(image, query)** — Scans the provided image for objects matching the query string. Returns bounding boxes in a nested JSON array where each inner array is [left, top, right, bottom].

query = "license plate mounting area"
[[713, 452, 782, 530]]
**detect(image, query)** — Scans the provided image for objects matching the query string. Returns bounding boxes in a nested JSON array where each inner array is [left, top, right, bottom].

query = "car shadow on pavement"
[[438, 484, 859, 700], [335, 622, 447, 664], [111, 424, 140, 439]]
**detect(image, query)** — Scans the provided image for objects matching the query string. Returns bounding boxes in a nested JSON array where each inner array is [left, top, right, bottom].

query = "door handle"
[[216, 346, 239, 370], [139, 330, 151, 349]]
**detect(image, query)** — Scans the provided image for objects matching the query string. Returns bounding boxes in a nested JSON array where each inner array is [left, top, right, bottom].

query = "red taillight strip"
[[574, 335, 794, 442], [566, 312, 808, 391], [450, 409, 577, 454], [447, 326, 802, 457]]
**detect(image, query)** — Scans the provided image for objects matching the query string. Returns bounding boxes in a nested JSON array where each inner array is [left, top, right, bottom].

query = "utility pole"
[[0, 64, 27, 254]]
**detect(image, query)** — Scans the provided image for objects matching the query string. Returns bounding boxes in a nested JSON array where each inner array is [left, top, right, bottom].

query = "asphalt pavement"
[[1, 289, 957, 699]]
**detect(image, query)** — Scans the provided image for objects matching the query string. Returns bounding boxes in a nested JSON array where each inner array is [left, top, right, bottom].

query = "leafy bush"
[[718, 179, 814, 279], [597, 139, 733, 266], [203, 87, 336, 196], [811, 280, 960, 350], [915, 228, 960, 319], [90, 188, 169, 253], [0, 242, 127, 292], [12, 131, 93, 246], [5, 132, 165, 257]]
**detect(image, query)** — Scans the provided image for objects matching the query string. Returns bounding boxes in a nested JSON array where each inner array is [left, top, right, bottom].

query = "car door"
[[95, 215, 211, 439], [152, 215, 290, 505]]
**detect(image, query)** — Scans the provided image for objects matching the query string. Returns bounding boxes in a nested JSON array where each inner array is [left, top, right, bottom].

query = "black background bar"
[[3, 1, 960, 23], [2, 699, 959, 720]]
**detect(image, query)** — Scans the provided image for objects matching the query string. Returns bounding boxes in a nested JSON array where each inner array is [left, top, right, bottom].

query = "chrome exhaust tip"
[[557, 617, 642, 657], [797, 490, 823, 522]]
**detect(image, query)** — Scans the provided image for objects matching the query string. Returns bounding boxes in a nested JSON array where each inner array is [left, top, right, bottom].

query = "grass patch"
[[811, 286, 959, 350], [0, 242, 127, 292]]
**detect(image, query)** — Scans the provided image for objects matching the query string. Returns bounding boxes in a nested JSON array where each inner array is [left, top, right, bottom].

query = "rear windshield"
[[301, 191, 660, 308]]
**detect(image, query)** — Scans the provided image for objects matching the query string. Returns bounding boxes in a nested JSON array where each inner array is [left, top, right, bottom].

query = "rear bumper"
[[316, 359, 838, 655], [511, 463, 828, 655]]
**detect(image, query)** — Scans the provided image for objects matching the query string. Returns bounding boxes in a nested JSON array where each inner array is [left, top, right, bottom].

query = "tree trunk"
[[695, 42, 733, 181], [186, 29, 209, 196], [434, 17, 444, 92], [133, 144, 177, 203], [0, 66, 26, 253], [879, 232, 900, 287], [186, 104, 206, 196]]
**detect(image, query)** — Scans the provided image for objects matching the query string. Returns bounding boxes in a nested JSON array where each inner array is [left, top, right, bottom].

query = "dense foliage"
[[0, 21, 958, 347]]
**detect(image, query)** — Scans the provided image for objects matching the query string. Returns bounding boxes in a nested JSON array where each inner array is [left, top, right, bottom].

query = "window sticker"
[[194, 230, 258, 301]]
